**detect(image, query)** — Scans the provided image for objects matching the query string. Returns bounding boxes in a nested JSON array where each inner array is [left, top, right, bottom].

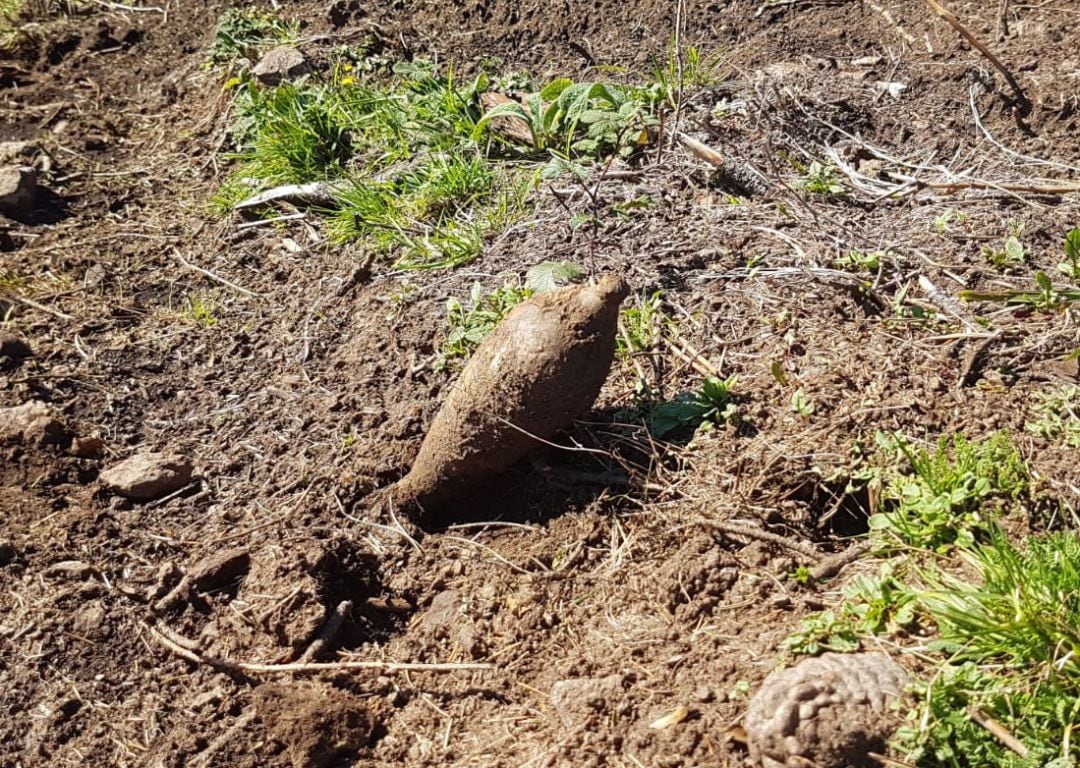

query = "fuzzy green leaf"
[[524, 261, 587, 292], [1067, 228, 1080, 263]]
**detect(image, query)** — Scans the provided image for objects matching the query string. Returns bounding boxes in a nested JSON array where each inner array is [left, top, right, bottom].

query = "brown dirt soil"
[[2, 1, 1079, 767]]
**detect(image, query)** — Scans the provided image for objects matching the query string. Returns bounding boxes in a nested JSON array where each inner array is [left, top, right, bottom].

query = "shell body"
[[395, 274, 629, 510], [745, 652, 908, 768]]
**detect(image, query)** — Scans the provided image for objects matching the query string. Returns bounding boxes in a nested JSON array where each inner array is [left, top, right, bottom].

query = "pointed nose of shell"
[[584, 273, 630, 309]]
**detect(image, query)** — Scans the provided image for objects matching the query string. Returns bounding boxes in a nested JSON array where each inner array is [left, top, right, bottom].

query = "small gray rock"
[[422, 590, 462, 628], [0, 401, 67, 446], [45, 560, 97, 580], [549, 674, 627, 727], [0, 165, 38, 215], [99, 451, 193, 500], [252, 46, 311, 86], [745, 652, 907, 768]]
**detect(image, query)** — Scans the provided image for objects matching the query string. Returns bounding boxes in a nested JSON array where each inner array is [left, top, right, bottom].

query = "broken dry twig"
[[695, 520, 822, 561], [922, 0, 1029, 110], [969, 706, 1030, 757], [145, 622, 492, 675], [171, 250, 260, 298]]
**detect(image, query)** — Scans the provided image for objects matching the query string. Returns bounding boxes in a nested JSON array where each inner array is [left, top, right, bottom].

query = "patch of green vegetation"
[[209, 174, 256, 215], [961, 271, 1080, 312], [221, 58, 517, 268], [646, 375, 739, 437], [617, 290, 667, 360], [229, 81, 352, 184], [797, 160, 844, 197], [647, 44, 727, 109], [1057, 227, 1080, 282], [869, 432, 1028, 552], [897, 530, 1080, 767], [975, 223, 1080, 298], [0, 267, 29, 292], [208, 8, 297, 66], [474, 78, 658, 158], [982, 234, 1026, 272], [787, 562, 916, 655], [833, 249, 884, 273], [0, 0, 22, 29], [1, 0, 78, 52], [438, 282, 533, 368], [788, 433, 1080, 766], [932, 209, 969, 234], [182, 291, 218, 328], [790, 387, 814, 418], [1026, 385, 1080, 448], [212, 23, 725, 272], [786, 609, 860, 655]]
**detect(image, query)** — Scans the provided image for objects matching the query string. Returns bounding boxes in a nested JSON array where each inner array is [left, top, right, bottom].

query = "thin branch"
[[145, 622, 492, 674], [922, 0, 1029, 109], [693, 519, 822, 561], [968, 707, 1030, 757], [1, 291, 74, 320], [171, 250, 260, 298]]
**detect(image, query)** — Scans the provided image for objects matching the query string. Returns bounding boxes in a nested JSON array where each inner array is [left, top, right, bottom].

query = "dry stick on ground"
[[666, 336, 721, 379], [677, 133, 770, 197], [666, 0, 686, 155], [145, 622, 493, 675], [910, 178, 1080, 196], [922, 0, 1029, 110], [869, 1, 917, 45], [918, 275, 981, 332], [297, 600, 353, 663], [694, 519, 822, 561], [234, 180, 346, 210], [808, 541, 873, 583], [0, 291, 74, 320], [171, 250, 260, 298], [956, 331, 1002, 390], [968, 707, 1030, 758]]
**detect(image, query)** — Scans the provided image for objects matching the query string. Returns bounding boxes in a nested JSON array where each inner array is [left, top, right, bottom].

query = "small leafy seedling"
[[981, 234, 1026, 271], [833, 250, 883, 273], [617, 291, 668, 360], [647, 376, 739, 437], [183, 291, 218, 328], [1026, 385, 1080, 448], [798, 161, 844, 197], [208, 9, 297, 66], [524, 261, 587, 292], [791, 388, 814, 418], [1058, 227, 1080, 282], [438, 283, 532, 368]]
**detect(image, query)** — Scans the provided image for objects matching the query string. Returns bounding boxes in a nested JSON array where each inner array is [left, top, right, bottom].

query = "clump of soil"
[[253, 681, 374, 768]]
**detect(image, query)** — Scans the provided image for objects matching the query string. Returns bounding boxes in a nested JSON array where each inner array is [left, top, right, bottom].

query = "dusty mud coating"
[[394, 274, 628, 511], [2, 0, 1080, 767]]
